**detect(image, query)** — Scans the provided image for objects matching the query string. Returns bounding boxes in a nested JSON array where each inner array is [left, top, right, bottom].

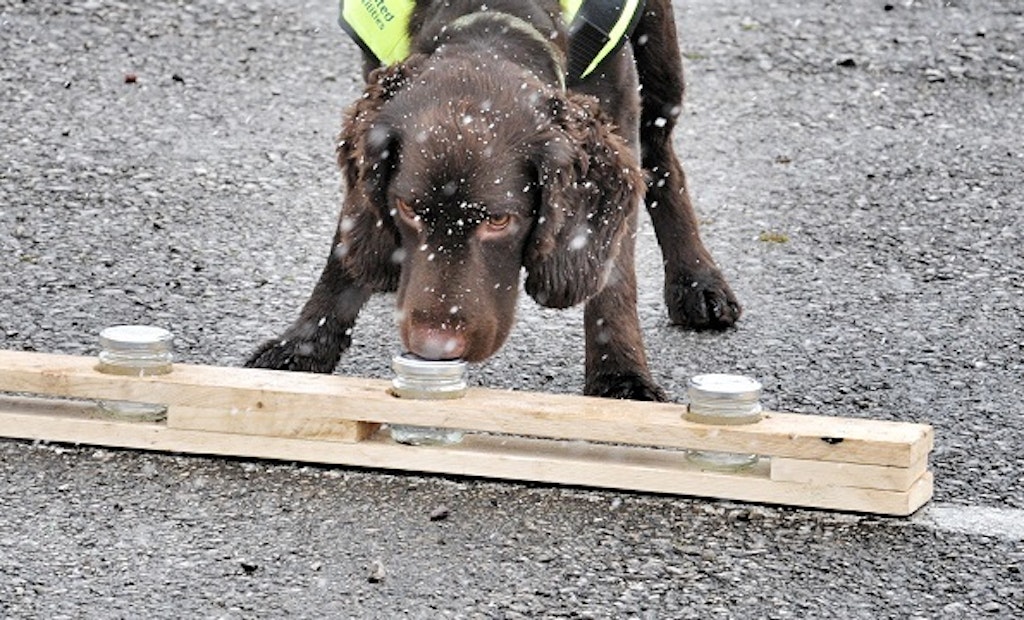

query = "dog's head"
[[336, 56, 643, 361]]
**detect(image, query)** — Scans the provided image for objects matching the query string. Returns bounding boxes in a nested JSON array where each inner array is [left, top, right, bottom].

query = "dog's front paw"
[[586, 372, 668, 402], [244, 334, 345, 373], [665, 267, 741, 330]]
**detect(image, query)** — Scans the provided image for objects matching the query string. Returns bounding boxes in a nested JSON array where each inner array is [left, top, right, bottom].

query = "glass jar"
[[388, 353, 466, 446], [96, 325, 173, 422], [684, 373, 763, 471]]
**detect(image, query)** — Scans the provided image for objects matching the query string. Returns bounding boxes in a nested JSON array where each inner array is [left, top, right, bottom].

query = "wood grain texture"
[[0, 350, 933, 467], [0, 402, 932, 515], [770, 456, 929, 492], [0, 350, 935, 515]]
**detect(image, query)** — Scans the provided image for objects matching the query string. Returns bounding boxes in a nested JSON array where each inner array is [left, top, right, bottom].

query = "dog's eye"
[[485, 213, 512, 231], [396, 200, 420, 224]]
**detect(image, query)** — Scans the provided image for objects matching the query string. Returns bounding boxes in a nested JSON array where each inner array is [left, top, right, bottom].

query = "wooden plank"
[[770, 455, 929, 492], [0, 350, 933, 467], [167, 406, 379, 443], [0, 404, 932, 515]]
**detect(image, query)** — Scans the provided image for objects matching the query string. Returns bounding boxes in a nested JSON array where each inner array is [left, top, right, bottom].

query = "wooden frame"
[[0, 350, 933, 515]]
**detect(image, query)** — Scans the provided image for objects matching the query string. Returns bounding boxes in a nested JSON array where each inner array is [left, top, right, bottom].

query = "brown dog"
[[247, 0, 740, 400]]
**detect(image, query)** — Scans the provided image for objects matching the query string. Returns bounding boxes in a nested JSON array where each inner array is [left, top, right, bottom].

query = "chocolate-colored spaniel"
[[247, 0, 740, 400]]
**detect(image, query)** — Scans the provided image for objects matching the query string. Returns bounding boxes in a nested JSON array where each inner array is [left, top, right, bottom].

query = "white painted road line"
[[913, 503, 1024, 541]]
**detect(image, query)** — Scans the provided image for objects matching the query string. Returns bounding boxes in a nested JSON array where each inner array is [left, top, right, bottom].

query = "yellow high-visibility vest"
[[338, 0, 644, 80]]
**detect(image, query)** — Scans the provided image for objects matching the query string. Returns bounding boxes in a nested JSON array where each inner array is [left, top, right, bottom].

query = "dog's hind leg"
[[632, 0, 741, 329], [245, 228, 372, 373]]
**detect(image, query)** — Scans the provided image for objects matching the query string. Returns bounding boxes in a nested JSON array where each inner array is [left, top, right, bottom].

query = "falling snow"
[[569, 230, 589, 251]]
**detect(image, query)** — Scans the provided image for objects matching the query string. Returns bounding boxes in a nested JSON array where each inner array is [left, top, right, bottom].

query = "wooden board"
[[0, 398, 933, 516], [0, 350, 933, 466], [0, 350, 935, 515], [168, 406, 380, 442], [770, 456, 929, 492]]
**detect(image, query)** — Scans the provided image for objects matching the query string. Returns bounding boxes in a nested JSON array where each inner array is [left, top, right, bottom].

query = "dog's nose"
[[406, 327, 467, 361]]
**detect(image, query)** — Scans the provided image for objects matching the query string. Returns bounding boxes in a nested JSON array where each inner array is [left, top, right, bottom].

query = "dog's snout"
[[405, 324, 468, 361]]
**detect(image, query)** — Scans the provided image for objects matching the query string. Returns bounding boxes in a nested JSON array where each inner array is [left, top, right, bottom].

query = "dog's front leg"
[[583, 215, 667, 402], [246, 229, 372, 373], [633, 5, 741, 329]]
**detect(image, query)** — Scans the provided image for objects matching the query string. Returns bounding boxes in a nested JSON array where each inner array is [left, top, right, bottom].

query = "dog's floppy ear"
[[334, 57, 426, 291], [524, 93, 645, 308]]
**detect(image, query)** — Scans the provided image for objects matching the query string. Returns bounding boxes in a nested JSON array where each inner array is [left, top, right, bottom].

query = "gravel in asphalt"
[[1, 0, 1022, 617]]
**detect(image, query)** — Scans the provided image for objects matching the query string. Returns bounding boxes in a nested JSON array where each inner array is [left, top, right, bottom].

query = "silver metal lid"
[[98, 325, 173, 351], [688, 373, 762, 401]]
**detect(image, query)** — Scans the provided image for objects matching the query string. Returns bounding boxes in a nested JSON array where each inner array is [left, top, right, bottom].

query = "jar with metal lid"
[[684, 373, 763, 471], [388, 353, 467, 446], [96, 325, 173, 422]]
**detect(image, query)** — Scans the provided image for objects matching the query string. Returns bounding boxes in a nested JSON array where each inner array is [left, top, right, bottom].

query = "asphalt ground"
[[1, 0, 1022, 617]]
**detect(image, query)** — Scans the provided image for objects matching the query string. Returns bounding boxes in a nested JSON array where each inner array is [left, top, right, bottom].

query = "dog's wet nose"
[[406, 327, 467, 361]]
